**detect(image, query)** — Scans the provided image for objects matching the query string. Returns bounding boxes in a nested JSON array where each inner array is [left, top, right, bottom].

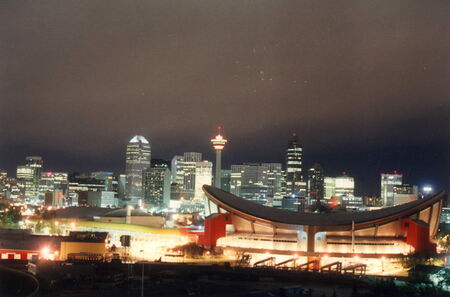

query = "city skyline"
[[1, 1, 448, 196], [0, 2, 449, 295], [1, 131, 441, 197]]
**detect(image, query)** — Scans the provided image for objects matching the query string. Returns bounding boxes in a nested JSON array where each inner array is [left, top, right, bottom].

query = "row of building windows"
[[236, 237, 297, 243], [327, 241, 395, 246]]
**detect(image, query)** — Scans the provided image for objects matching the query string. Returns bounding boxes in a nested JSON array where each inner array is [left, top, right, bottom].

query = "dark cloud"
[[1, 0, 449, 194]]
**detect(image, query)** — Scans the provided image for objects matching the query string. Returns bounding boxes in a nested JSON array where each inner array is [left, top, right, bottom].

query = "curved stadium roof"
[[203, 185, 445, 227]]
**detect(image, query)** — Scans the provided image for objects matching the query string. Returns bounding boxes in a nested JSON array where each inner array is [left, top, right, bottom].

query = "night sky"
[[1, 1, 449, 196]]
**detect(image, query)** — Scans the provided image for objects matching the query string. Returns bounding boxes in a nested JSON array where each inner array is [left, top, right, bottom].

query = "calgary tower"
[[211, 126, 227, 189]]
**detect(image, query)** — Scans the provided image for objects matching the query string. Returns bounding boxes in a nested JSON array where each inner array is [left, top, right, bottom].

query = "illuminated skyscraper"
[[381, 171, 403, 207], [17, 156, 43, 200], [125, 135, 151, 205], [171, 155, 184, 184], [169, 152, 202, 201], [324, 174, 355, 199], [230, 163, 270, 205], [211, 126, 227, 189], [307, 163, 325, 203], [285, 134, 306, 197], [194, 161, 213, 201], [263, 163, 283, 207], [182, 152, 202, 193], [143, 163, 171, 208], [39, 172, 68, 198], [220, 169, 231, 192]]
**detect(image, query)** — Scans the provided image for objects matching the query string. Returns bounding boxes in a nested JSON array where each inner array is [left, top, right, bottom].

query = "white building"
[[324, 175, 355, 199], [381, 172, 403, 207], [194, 161, 213, 202], [171, 155, 184, 184]]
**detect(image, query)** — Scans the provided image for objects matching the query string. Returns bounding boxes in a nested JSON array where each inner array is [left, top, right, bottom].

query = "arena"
[[199, 186, 445, 275]]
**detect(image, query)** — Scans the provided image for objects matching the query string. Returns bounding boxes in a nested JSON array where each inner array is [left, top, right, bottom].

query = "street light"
[[423, 186, 433, 195]]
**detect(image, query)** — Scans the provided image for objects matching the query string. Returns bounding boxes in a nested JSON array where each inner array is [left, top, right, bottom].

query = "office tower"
[[143, 163, 171, 208], [16, 165, 34, 200], [170, 155, 185, 200], [182, 152, 202, 192], [125, 135, 151, 205], [44, 190, 64, 208], [211, 126, 227, 189], [194, 161, 213, 201], [16, 156, 43, 200], [39, 172, 69, 198], [280, 169, 287, 197], [393, 184, 418, 206], [263, 163, 283, 207], [230, 165, 244, 197], [335, 175, 355, 197], [307, 163, 324, 203], [26, 156, 43, 185], [220, 169, 231, 193], [285, 134, 306, 197], [16, 166, 33, 180], [169, 152, 202, 201], [230, 163, 269, 205], [117, 174, 127, 201], [381, 171, 403, 207], [324, 177, 336, 199], [325, 174, 355, 199], [171, 155, 184, 184]]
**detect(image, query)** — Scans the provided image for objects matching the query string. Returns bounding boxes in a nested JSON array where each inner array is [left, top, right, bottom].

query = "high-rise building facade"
[[324, 177, 335, 199], [182, 152, 202, 193], [381, 172, 403, 207], [26, 156, 43, 190], [117, 174, 127, 201], [39, 172, 69, 199], [143, 163, 171, 208], [264, 163, 283, 207], [307, 163, 324, 202], [335, 175, 355, 197], [194, 161, 213, 202], [325, 175, 355, 199], [16, 156, 43, 200], [171, 155, 184, 184], [285, 134, 306, 197], [220, 169, 231, 192], [230, 163, 282, 205], [125, 135, 151, 205], [170, 152, 203, 201]]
